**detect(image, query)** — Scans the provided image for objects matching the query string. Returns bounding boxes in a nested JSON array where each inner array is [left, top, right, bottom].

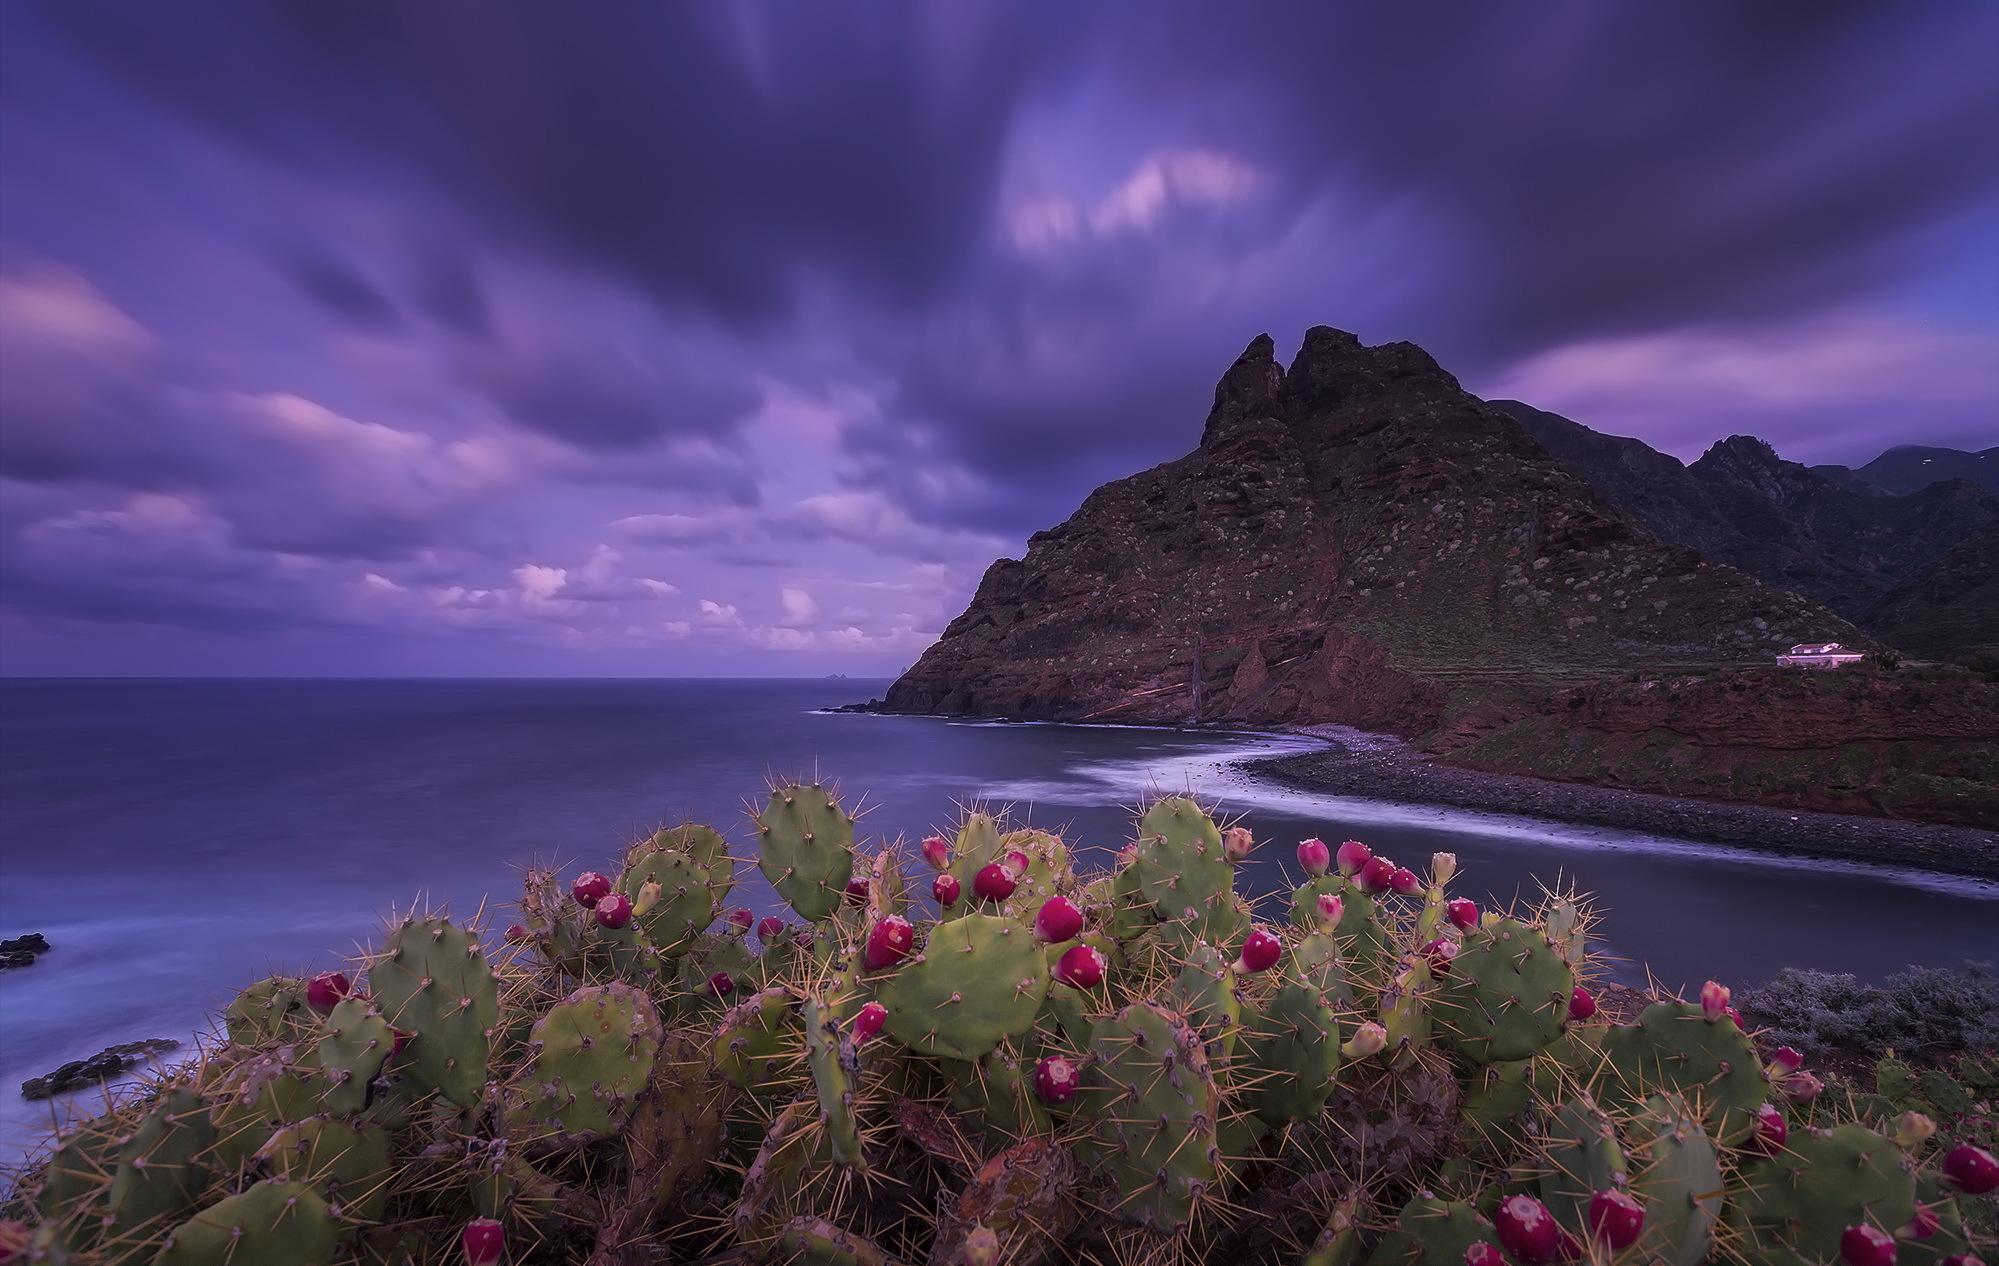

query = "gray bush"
[[1737, 962, 1999, 1057]]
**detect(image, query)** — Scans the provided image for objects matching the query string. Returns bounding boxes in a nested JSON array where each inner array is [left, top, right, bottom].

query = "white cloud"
[[780, 585, 817, 623], [638, 578, 679, 596], [1007, 149, 1263, 254], [513, 563, 568, 603], [697, 598, 741, 626]]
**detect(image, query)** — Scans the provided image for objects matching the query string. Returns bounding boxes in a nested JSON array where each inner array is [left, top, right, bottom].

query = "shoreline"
[[1240, 735, 1999, 881]]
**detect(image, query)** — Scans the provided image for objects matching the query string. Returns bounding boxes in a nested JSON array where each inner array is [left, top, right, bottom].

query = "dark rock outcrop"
[[887, 329, 1871, 736], [22, 1038, 180, 1100]]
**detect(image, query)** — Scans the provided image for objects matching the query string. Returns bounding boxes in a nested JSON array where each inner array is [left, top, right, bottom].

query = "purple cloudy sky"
[[2, 2, 1994, 676]]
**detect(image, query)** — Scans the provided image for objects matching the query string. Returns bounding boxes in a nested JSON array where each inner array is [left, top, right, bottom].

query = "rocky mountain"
[[887, 329, 1869, 736], [1493, 401, 1998, 654], [1816, 445, 1999, 497]]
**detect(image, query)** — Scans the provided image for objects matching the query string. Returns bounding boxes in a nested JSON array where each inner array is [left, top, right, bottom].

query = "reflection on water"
[[2, 678, 1993, 1163]]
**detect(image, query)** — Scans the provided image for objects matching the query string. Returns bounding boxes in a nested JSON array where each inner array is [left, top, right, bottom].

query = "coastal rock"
[[22, 1038, 180, 1100], [887, 328, 1870, 734], [0, 933, 49, 970]]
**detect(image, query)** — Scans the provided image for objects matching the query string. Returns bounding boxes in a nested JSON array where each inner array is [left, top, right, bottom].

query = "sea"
[[2, 677, 1995, 1166]]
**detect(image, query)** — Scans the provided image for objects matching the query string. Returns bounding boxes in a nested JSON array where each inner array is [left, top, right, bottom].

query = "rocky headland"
[[882, 328, 1999, 830]]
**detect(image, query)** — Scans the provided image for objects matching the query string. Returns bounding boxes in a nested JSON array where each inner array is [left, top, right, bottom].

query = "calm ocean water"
[[2, 677, 1994, 1163]]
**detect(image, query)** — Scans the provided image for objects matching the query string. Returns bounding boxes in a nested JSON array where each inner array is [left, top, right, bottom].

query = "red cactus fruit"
[[1446, 897, 1480, 930], [571, 871, 611, 909], [1032, 1055, 1080, 1105], [462, 1218, 505, 1266], [1054, 944, 1108, 989], [1943, 1143, 1999, 1194], [1495, 1194, 1564, 1265], [1005, 849, 1031, 875], [1589, 1189, 1646, 1250], [1388, 866, 1422, 896], [851, 1001, 887, 1043], [1420, 937, 1459, 974], [1463, 1244, 1506, 1266], [1906, 1204, 1939, 1240], [1233, 927, 1283, 974], [594, 892, 634, 930], [1296, 838, 1331, 876], [1034, 896, 1084, 944], [757, 915, 785, 942], [1725, 1006, 1744, 1027], [1567, 987, 1598, 1022], [1745, 1102, 1789, 1155], [305, 971, 352, 1013], [973, 862, 1017, 902], [1335, 838, 1372, 875], [921, 835, 951, 869], [862, 915, 915, 971], [1770, 1045, 1805, 1073], [1840, 1223, 1896, 1266], [708, 971, 734, 996], [932, 873, 962, 907], [1357, 856, 1396, 893], [1223, 826, 1254, 861], [845, 877, 871, 907], [1784, 1071, 1825, 1104], [503, 924, 531, 943], [727, 908, 754, 932], [1936, 1257, 1983, 1266], [1700, 980, 1731, 1023]]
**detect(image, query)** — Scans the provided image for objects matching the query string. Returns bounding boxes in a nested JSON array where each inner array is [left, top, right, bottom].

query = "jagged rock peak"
[[1199, 333, 1286, 449]]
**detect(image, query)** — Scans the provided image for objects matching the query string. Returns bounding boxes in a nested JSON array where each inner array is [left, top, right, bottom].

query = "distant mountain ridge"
[[1491, 402, 1997, 660]]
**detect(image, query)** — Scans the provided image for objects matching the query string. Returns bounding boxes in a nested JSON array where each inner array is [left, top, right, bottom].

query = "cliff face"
[[886, 329, 1868, 736], [1495, 401, 1999, 654]]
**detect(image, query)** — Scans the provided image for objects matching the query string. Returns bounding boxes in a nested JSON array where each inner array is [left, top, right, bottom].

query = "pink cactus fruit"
[[1446, 897, 1480, 930], [1335, 838, 1372, 875], [1495, 1194, 1564, 1266], [1031, 1055, 1081, 1104], [1567, 987, 1598, 1022], [1943, 1143, 1999, 1194], [462, 1218, 505, 1266], [1588, 1189, 1645, 1251], [1464, 1244, 1506, 1266], [1420, 937, 1459, 974], [844, 877, 871, 907], [1233, 926, 1283, 974], [1296, 838, 1331, 876], [1357, 856, 1396, 893], [1006, 849, 1031, 875], [708, 971, 734, 997], [1745, 1102, 1789, 1155], [973, 862, 1017, 902], [1223, 826, 1255, 861], [1700, 980, 1731, 1023], [1388, 866, 1422, 896], [1316, 893, 1344, 930], [1770, 1045, 1805, 1074], [727, 908, 754, 932], [920, 835, 952, 869], [932, 873, 962, 907], [1034, 896, 1084, 944], [305, 971, 352, 1013], [1784, 1071, 1825, 1104], [1054, 944, 1108, 989], [757, 915, 785, 942], [862, 915, 915, 971], [1839, 1224, 1896, 1266], [570, 871, 611, 909], [1905, 1204, 1939, 1240], [503, 924, 531, 943], [851, 1001, 888, 1043], [593, 892, 634, 930]]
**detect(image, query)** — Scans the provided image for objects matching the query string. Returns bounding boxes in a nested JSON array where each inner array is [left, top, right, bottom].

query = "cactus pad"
[[367, 914, 498, 1109], [755, 782, 856, 922], [1432, 917, 1572, 1063], [876, 912, 1047, 1060], [1083, 1001, 1222, 1233], [155, 1181, 340, 1266], [510, 982, 663, 1142]]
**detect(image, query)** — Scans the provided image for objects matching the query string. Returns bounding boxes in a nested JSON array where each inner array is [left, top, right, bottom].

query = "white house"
[[1776, 642, 1867, 669]]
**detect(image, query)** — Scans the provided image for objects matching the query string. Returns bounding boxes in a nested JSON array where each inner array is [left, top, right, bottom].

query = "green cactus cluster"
[[6, 779, 1993, 1266]]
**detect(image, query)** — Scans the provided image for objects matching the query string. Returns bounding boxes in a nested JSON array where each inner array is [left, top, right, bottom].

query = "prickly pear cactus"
[[1431, 917, 1572, 1063], [225, 976, 311, 1046], [108, 1086, 214, 1237], [714, 985, 804, 1093], [618, 846, 714, 958], [1364, 1194, 1496, 1266], [876, 912, 1047, 1060], [755, 782, 856, 922], [257, 1116, 392, 1223], [1127, 797, 1235, 940], [1625, 1092, 1722, 1266], [803, 994, 866, 1168], [1172, 942, 1244, 1062], [367, 913, 499, 1110], [155, 1180, 340, 1266], [510, 982, 662, 1142], [1245, 967, 1343, 1128], [1081, 1001, 1222, 1233], [1537, 1094, 1625, 1232], [316, 995, 394, 1117], [1600, 1000, 1769, 1143]]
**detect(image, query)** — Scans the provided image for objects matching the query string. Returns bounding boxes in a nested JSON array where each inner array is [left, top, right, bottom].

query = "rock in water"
[[22, 1039, 180, 1100], [886, 328, 1869, 734]]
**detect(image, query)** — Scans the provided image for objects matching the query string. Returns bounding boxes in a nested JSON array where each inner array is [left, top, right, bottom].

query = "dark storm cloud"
[[285, 249, 400, 330], [28, 0, 1044, 323]]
